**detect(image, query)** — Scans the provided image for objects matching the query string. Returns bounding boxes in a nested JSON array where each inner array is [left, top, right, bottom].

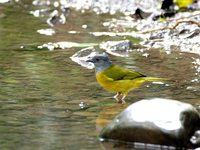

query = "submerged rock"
[[99, 98, 200, 148]]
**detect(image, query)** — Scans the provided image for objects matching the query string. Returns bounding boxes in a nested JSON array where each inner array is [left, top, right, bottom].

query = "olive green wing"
[[102, 65, 145, 81]]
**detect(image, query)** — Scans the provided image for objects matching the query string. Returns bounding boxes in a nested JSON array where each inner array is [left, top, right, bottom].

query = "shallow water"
[[0, 1, 200, 150]]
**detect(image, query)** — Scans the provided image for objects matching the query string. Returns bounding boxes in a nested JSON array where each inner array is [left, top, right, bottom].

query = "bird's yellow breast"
[[96, 71, 145, 95]]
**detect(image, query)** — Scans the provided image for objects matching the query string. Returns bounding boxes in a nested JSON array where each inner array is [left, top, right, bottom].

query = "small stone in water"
[[99, 138, 104, 142], [82, 24, 88, 29], [79, 102, 88, 109]]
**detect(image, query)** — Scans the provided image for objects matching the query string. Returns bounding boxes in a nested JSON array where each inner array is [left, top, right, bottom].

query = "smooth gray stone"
[[100, 98, 200, 148]]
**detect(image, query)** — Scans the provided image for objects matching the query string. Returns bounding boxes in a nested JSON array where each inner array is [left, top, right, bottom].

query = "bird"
[[87, 53, 167, 104]]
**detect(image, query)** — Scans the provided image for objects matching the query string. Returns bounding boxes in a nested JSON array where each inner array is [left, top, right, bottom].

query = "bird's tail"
[[142, 77, 168, 83]]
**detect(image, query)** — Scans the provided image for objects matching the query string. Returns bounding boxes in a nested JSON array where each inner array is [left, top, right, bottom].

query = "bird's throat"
[[95, 63, 112, 74]]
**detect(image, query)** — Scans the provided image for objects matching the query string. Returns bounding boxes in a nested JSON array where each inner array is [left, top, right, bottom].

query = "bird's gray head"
[[87, 53, 112, 73]]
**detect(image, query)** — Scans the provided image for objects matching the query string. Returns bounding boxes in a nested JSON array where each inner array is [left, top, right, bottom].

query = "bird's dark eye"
[[95, 58, 99, 61]]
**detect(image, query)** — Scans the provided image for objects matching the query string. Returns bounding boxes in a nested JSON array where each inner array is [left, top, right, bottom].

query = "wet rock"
[[131, 8, 152, 19], [99, 98, 200, 148], [70, 47, 98, 69], [47, 10, 66, 26], [181, 28, 200, 39], [161, 0, 173, 10], [141, 20, 200, 55], [191, 130, 200, 145], [100, 40, 132, 57]]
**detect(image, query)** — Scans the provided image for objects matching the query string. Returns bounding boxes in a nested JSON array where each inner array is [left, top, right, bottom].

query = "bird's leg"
[[120, 94, 126, 104], [114, 92, 126, 104], [113, 92, 120, 101], [117, 94, 126, 104]]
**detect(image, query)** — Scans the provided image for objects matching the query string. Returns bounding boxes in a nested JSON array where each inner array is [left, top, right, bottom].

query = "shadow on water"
[[0, 1, 200, 150]]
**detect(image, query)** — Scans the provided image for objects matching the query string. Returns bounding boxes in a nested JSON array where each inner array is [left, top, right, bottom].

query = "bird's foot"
[[114, 93, 126, 104]]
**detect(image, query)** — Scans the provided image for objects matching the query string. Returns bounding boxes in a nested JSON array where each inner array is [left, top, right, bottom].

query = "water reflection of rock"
[[96, 103, 128, 132]]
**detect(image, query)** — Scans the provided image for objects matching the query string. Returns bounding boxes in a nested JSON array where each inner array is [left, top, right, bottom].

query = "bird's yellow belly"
[[96, 73, 144, 94]]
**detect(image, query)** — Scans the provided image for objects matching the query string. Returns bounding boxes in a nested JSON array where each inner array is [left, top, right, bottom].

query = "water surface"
[[0, 2, 200, 150]]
